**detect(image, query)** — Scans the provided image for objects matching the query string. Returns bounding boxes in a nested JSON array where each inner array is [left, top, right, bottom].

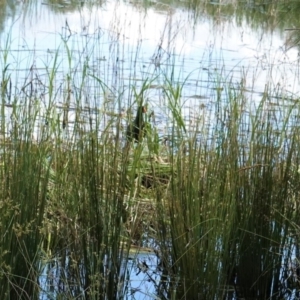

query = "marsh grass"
[[1, 21, 300, 300], [151, 80, 300, 299], [0, 102, 51, 299], [1, 71, 300, 299], [2, 70, 300, 299], [1, 81, 300, 299]]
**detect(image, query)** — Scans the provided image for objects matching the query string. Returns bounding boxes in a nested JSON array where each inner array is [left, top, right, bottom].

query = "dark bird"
[[62, 119, 67, 129], [126, 105, 147, 143]]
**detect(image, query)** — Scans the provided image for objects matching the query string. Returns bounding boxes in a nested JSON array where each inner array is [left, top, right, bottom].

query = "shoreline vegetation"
[[1, 75, 300, 299], [1, 0, 300, 298]]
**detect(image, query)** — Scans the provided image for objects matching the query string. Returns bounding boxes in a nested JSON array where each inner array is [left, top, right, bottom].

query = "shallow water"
[[1, 1, 300, 298], [39, 250, 158, 299], [1, 0, 299, 140]]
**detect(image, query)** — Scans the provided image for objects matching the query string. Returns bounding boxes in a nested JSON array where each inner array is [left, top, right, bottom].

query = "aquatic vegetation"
[[2, 72, 299, 298], [1, 0, 300, 299]]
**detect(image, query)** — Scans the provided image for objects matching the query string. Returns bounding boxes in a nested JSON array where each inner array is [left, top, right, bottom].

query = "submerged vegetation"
[[1, 0, 300, 299]]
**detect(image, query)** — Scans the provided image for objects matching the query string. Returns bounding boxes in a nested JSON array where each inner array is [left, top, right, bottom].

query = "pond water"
[[1, 1, 300, 299], [39, 249, 158, 299], [1, 0, 300, 141]]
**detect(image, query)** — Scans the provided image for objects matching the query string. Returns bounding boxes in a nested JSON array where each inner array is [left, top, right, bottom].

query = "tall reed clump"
[[37, 70, 137, 298], [69, 108, 130, 299], [0, 90, 139, 299], [0, 36, 141, 298], [155, 78, 300, 298], [0, 98, 52, 299], [0, 98, 133, 299]]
